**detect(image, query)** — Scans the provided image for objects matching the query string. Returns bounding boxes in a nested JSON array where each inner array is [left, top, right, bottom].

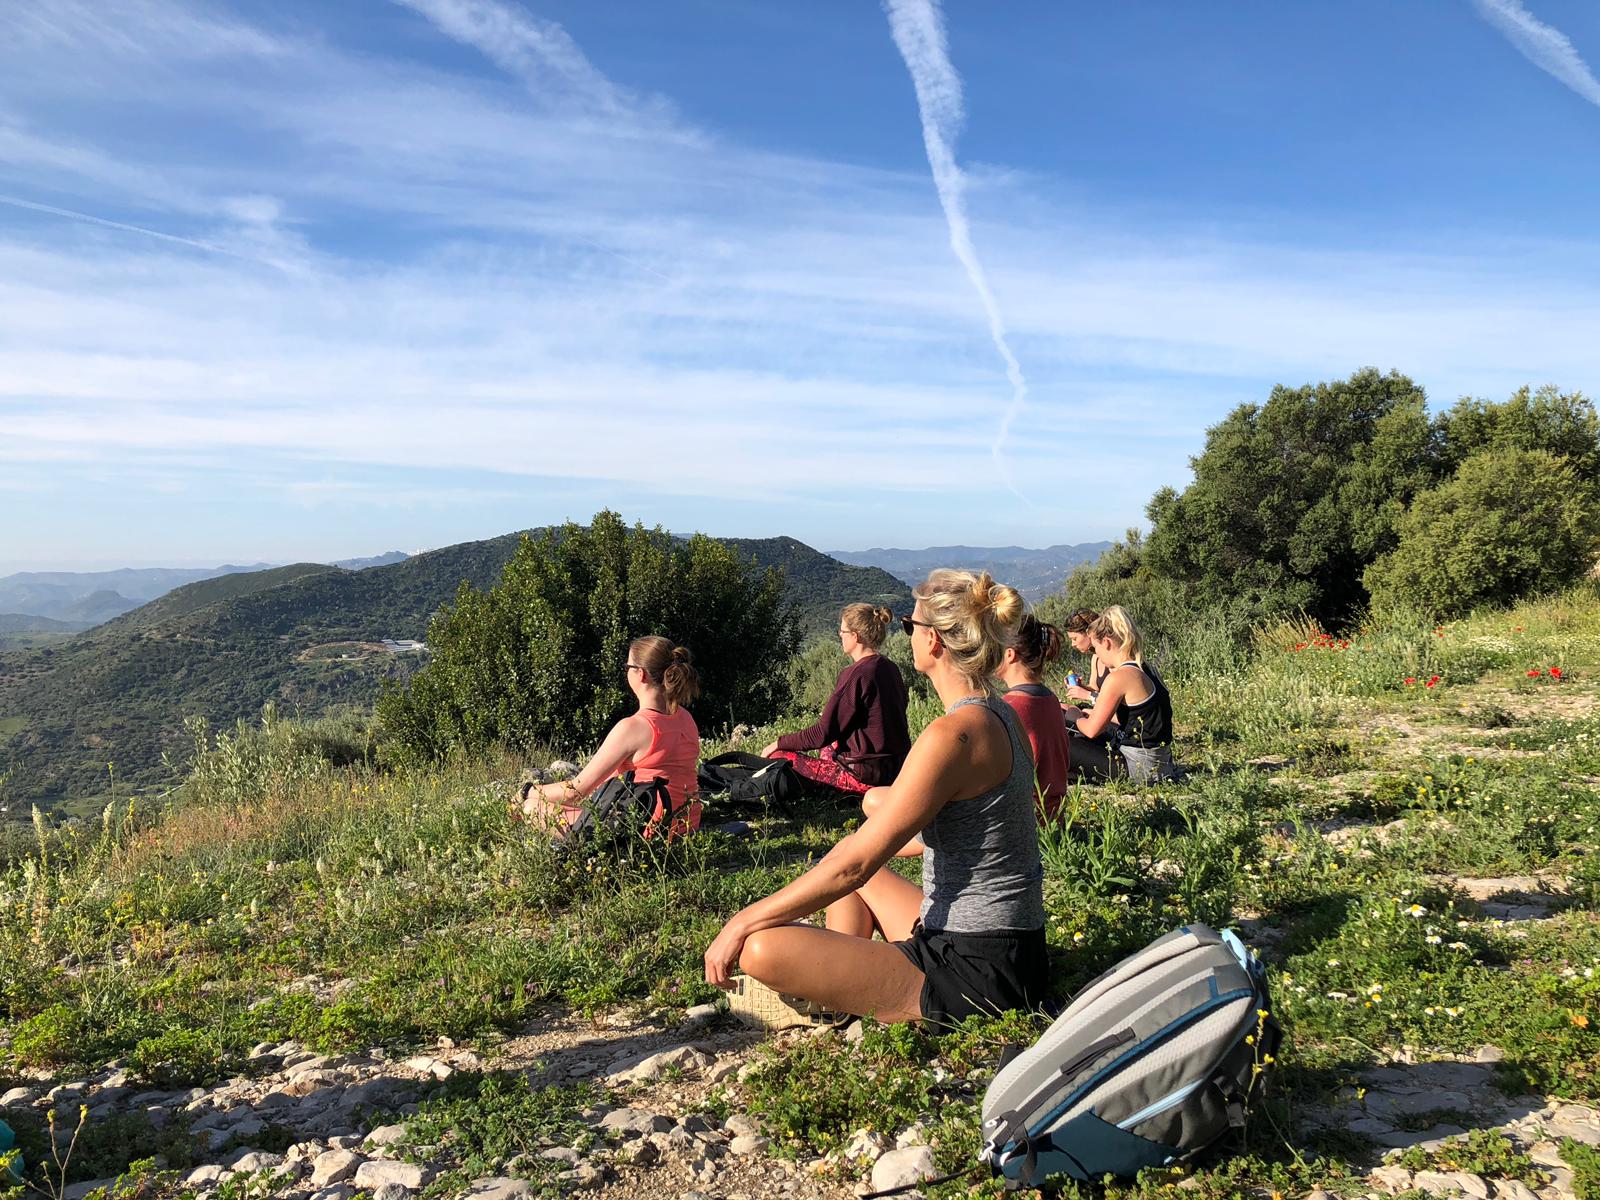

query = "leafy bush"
[[1365, 448, 1600, 619], [377, 511, 798, 762]]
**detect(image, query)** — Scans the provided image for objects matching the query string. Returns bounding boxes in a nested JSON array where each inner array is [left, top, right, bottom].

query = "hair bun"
[[670, 645, 692, 664]]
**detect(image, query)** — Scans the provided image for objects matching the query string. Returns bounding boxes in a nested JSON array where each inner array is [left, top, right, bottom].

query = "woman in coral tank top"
[[995, 613, 1070, 822], [514, 635, 702, 837]]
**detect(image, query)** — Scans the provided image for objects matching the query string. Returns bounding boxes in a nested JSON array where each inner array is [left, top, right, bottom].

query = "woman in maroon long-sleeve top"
[[760, 603, 911, 793]]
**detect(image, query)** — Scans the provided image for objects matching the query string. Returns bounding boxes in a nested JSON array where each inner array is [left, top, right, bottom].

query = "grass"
[[1, 582, 1598, 1197]]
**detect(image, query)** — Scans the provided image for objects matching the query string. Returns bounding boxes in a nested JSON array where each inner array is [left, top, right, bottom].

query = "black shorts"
[[893, 921, 1049, 1028]]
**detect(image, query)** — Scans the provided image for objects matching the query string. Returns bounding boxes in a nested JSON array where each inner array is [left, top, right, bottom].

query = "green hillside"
[[0, 530, 907, 810]]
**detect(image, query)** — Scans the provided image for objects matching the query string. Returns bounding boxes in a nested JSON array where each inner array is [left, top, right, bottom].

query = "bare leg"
[[823, 866, 924, 942], [740, 925, 925, 1023]]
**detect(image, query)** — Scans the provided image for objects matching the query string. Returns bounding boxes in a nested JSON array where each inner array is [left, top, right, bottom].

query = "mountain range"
[[0, 553, 409, 626], [0, 533, 907, 811], [826, 543, 1113, 600]]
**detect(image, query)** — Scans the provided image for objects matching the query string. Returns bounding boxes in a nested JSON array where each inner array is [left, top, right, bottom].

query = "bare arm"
[[526, 716, 650, 808], [863, 786, 923, 857], [1071, 668, 1135, 740], [704, 711, 985, 986]]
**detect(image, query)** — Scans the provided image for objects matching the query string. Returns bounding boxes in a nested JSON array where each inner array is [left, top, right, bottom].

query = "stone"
[[844, 1020, 866, 1044], [364, 1124, 407, 1148], [373, 1185, 411, 1200], [548, 760, 580, 778], [186, 1166, 227, 1186], [63, 1182, 118, 1200], [1364, 1090, 1473, 1120], [600, 1108, 674, 1137], [309, 1189, 354, 1200], [724, 1114, 761, 1138], [1369, 1165, 1415, 1194], [1, 1087, 37, 1107], [1375, 1124, 1468, 1151], [230, 1151, 287, 1173], [730, 1135, 771, 1156], [1349, 1116, 1398, 1136], [605, 1044, 714, 1084], [401, 1055, 454, 1081], [353, 1161, 433, 1190], [623, 1140, 661, 1166], [682, 1003, 720, 1026], [1492, 1182, 1540, 1200], [843, 1130, 888, 1161], [1412, 1170, 1489, 1197], [539, 1148, 581, 1166], [557, 1163, 605, 1190], [230, 1115, 266, 1139], [1527, 1141, 1566, 1168], [1476, 1045, 1507, 1063], [870, 1146, 938, 1194], [459, 1179, 533, 1200], [565, 1060, 600, 1078], [705, 1059, 741, 1084], [895, 1124, 929, 1149], [1546, 1104, 1600, 1147], [310, 1150, 364, 1187]]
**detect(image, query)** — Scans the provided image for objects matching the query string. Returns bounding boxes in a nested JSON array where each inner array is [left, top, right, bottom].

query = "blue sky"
[[2, 0, 1599, 571]]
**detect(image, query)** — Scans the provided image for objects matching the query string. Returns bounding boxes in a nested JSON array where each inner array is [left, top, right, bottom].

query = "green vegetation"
[[1107, 375, 1599, 631], [0, 524, 907, 811], [1, 582, 1596, 1196], [377, 512, 798, 761]]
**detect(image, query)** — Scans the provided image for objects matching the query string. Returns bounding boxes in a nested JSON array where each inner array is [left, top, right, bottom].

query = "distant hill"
[[0, 532, 905, 809], [0, 553, 411, 626], [0, 613, 94, 634], [826, 543, 1114, 601]]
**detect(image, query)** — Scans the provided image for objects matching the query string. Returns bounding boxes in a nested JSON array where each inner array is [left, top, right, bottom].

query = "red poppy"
[[1527, 669, 1543, 678], [1403, 677, 1416, 685], [1425, 675, 1440, 688], [1551, 667, 1563, 680]]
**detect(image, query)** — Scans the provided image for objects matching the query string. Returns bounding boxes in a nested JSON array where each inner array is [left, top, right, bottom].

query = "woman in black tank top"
[[1063, 607, 1180, 784]]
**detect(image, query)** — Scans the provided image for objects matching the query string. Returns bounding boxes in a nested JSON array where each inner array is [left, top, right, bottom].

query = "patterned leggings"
[[769, 747, 871, 794]]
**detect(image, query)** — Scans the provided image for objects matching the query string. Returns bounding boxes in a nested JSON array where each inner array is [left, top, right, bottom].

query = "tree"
[[1143, 369, 1434, 625], [1364, 448, 1600, 618], [1434, 385, 1599, 483], [377, 511, 798, 762]]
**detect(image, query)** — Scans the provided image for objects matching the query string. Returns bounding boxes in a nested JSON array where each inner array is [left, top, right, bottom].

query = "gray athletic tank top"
[[918, 695, 1046, 934]]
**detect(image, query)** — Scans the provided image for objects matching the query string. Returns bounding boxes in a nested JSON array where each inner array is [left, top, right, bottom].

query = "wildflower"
[[1073, 931, 1085, 944], [1551, 667, 1564, 680], [1404, 677, 1416, 686], [1406, 904, 1427, 918], [1426, 935, 1442, 944], [1573, 1013, 1590, 1029], [1327, 958, 1341, 967], [1445, 1007, 1461, 1017], [1528, 669, 1543, 678], [1426, 676, 1440, 688], [1424, 1006, 1436, 1016], [1327, 991, 1349, 1001]]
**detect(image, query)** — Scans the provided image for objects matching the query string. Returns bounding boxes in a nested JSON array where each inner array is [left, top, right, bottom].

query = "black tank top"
[[1112, 661, 1172, 748]]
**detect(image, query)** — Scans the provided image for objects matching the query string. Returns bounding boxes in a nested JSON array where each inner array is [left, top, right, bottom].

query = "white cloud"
[[0, 0, 1597, 560], [1471, 0, 1600, 107]]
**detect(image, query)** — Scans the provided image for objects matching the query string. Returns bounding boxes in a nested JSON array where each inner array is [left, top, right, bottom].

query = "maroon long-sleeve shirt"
[[776, 653, 912, 786]]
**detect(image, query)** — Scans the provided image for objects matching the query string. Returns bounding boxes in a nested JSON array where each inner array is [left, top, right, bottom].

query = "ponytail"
[[1011, 614, 1064, 672], [629, 636, 702, 710]]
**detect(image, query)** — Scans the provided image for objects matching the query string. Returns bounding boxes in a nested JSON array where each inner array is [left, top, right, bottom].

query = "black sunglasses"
[[900, 615, 937, 636]]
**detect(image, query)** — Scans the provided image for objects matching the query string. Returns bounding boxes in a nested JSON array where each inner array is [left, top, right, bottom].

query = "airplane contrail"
[[883, 0, 1029, 499], [0, 193, 260, 262], [1470, 0, 1600, 108]]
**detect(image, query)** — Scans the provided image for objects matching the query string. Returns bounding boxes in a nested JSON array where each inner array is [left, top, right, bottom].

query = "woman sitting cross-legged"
[[1063, 606, 1179, 784], [759, 603, 911, 793], [996, 613, 1071, 821], [514, 636, 703, 838], [705, 570, 1047, 1027]]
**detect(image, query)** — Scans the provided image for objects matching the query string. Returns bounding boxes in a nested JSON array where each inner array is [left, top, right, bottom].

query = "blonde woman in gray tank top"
[[703, 571, 1048, 1027]]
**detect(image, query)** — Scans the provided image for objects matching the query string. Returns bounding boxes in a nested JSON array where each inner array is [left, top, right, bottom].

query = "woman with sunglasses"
[[514, 635, 703, 837], [759, 603, 911, 793], [705, 571, 1047, 1027]]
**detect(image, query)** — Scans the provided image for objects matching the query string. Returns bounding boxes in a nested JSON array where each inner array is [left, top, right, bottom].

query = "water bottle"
[[1065, 672, 1080, 689]]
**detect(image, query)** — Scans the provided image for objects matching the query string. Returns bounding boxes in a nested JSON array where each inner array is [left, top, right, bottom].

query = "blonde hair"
[[1086, 604, 1143, 665], [912, 569, 1025, 683], [840, 603, 893, 650], [629, 636, 701, 710]]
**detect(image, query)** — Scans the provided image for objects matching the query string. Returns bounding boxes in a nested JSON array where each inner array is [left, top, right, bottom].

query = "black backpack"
[[552, 772, 672, 854], [696, 751, 799, 815]]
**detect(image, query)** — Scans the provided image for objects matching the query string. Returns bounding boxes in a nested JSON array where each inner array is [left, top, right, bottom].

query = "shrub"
[[377, 511, 798, 762], [1365, 447, 1600, 619]]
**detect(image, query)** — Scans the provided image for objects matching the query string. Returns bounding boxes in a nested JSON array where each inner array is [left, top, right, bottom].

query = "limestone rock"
[[1411, 1170, 1489, 1197], [605, 1044, 713, 1083], [724, 1114, 761, 1138], [1492, 1181, 1540, 1200], [353, 1161, 432, 1190], [185, 1166, 227, 1186], [0, 1087, 38, 1107], [870, 1146, 937, 1194], [230, 1151, 287, 1173], [1369, 1164, 1415, 1194], [459, 1178, 533, 1200], [729, 1134, 771, 1156], [364, 1124, 407, 1148], [600, 1107, 674, 1138], [310, 1150, 364, 1187]]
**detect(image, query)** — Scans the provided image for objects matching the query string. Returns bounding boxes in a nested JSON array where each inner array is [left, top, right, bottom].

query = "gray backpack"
[[980, 925, 1278, 1185]]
